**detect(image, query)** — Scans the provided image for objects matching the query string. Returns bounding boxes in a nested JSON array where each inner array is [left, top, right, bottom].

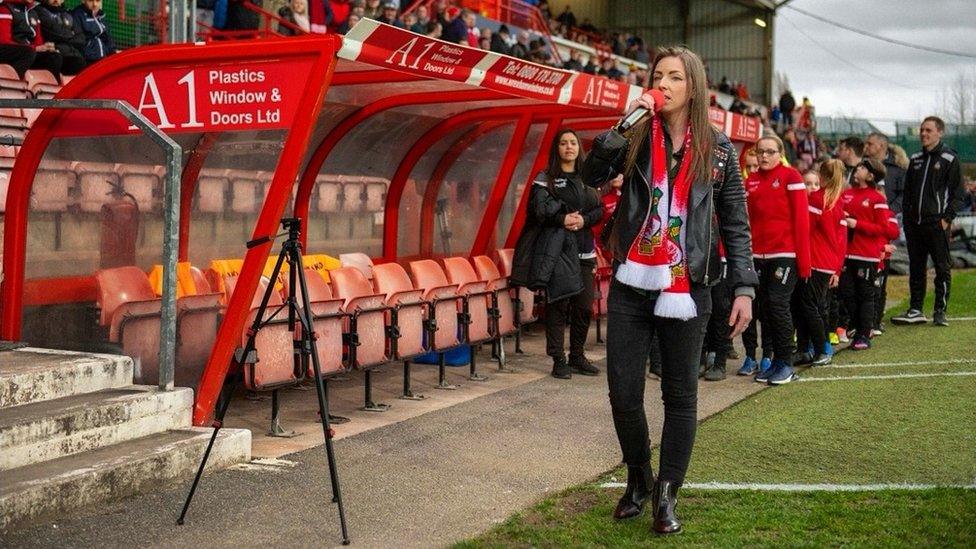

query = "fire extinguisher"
[[99, 180, 140, 269]]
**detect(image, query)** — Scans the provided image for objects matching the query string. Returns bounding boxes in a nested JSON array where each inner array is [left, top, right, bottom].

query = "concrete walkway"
[[3, 330, 766, 548]]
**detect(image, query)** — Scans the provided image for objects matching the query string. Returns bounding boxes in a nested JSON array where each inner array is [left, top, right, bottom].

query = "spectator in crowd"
[[512, 129, 602, 381], [223, 0, 262, 31], [278, 0, 311, 35], [864, 132, 905, 213], [490, 24, 511, 55], [555, 4, 576, 29], [462, 9, 479, 47], [363, 0, 381, 19], [440, 6, 466, 44], [305, 0, 334, 33], [401, 11, 418, 32], [424, 19, 441, 38], [961, 176, 976, 213], [779, 89, 796, 126], [327, 0, 351, 33], [537, 0, 551, 19], [414, 4, 431, 29], [795, 128, 818, 172], [579, 17, 597, 33], [510, 29, 530, 59], [36, 0, 87, 76], [892, 116, 966, 327], [376, 1, 402, 27], [782, 127, 799, 166], [835, 136, 864, 185], [1, 0, 66, 78], [718, 76, 731, 94]]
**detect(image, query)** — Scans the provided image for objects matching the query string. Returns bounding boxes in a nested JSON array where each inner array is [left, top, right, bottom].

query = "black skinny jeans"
[[840, 259, 878, 337], [544, 258, 595, 360], [753, 257, 798, 362], [607, 278, 710, 483], [793, 270, 831, 353], [905, 221, 951, 312], [704, 264, 732, 362]]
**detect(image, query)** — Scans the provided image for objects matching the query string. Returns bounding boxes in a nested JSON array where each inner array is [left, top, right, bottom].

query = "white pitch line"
[[598, 482, 976, 491], [798, 371, 976, 382], [826, 358, 976, 369]]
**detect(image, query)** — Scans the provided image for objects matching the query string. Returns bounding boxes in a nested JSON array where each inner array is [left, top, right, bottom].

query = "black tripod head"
[[246, 217, 304, 249]]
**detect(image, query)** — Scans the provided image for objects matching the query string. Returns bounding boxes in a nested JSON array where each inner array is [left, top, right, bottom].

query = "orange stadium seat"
[[442, 257, 495, 379], [75, 162, 121, 213], [196, 168, 229, 213], [329, 266, 392, 411], [316, 175, 342, 213], [32, 160, 75, 212], [339, 252, 373, 280], [228, 170, 260, 213], [341, 176, 365, 213], [372, 262, 429, 400], [94, 266, 163, 385], [409, 259, 468, 389], [24, 70, 60, 98]]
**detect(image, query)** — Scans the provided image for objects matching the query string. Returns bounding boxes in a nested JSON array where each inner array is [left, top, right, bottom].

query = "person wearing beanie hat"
[[838, 157, 899, 350]]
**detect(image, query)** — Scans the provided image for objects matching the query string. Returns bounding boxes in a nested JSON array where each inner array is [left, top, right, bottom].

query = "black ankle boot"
[[613, 462, 654, 520], [551, 356, 571, 379], [651, 480, 682, 534]]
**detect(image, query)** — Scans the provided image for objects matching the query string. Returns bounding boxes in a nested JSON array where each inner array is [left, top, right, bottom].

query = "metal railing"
[[0, 98, 182, 391]]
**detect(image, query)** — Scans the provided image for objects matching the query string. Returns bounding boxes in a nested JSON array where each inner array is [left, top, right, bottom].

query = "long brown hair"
[[545, 128, 586, 179], [622, 46, 715, 184], [818, 158, 845, 209]]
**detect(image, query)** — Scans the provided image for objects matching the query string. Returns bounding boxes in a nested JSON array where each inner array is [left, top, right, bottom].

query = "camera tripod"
[[177, 218, 350, 545]]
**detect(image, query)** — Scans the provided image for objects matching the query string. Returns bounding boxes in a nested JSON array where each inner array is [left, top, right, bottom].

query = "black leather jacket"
[[582, 127, 758, 297]]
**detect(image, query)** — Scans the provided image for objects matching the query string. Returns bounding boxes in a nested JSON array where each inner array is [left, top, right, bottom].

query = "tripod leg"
[[361, 370, 391, 412], [469, 344, 488, 381], [177, 382, 234, 525], [436, 352, 459, 390], [293, 248, 351, 544], [268, 389, 299, 438], [496, 336, 515, 373], [399, 360, 425, 400]]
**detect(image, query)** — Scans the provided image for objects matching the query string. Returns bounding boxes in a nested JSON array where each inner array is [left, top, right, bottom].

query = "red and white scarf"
[[615, 115, 697, 320]]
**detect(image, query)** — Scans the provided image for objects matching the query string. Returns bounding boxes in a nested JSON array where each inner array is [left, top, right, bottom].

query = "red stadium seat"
[[409, 259, 473, 388], [0, 107, 27, 142], [372, 262, 428, 399], [592, 252, 613, 343], [94, 266, 163, 385], [24, 70, 60, 98], [0, 65, 28, 97], [339, 252, 373, 280], [341, 177, 365, 213], [442, 257, 495, 379], [281, 268, 347, 380], [493, 247, 538, 325], [237, 276, 303, 391], [363, 177, 387, 212], [75, 162, 121, 213], [196, 168, 228, 213], [32, 160, 75, 212], [316, 175, 342, 213], [174, 292, 221, 390], [0, 168, 8, 214], [472, 255, 518, 364], [330, 266, 392, 411], [228, 170, 260, 213], [119, 164, 163, 213]]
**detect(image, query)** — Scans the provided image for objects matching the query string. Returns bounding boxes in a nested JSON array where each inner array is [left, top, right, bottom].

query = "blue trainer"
[[737, 357, 758, 376], [823, 341, 834, 357], [768, 359, 797, 385], [754, 357, 774, 383]]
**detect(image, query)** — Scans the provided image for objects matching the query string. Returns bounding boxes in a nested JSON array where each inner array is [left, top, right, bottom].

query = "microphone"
[[615, 89, 665, 133]]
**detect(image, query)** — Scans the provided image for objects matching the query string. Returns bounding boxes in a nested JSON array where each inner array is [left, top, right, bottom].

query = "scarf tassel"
[[614, 262, 672, 291], [654, 291, 697, 321]]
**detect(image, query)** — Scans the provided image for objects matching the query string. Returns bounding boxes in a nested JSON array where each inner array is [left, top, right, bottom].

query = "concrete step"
[[0, 427, 251, 533], [0, 386, 193, 471], [0, 348, 134, 409]]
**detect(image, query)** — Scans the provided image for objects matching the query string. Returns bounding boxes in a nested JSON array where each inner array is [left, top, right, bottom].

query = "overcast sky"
[[774, 0, 976, 127]]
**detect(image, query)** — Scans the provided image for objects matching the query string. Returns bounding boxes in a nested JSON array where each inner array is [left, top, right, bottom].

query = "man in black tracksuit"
[[892, 116, 966, 327]]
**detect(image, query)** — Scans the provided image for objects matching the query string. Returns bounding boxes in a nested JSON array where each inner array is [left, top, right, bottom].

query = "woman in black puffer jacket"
[[512, 129, 603, 380]]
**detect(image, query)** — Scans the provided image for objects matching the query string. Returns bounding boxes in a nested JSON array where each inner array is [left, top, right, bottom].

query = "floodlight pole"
[[0, 98, 183, 391]]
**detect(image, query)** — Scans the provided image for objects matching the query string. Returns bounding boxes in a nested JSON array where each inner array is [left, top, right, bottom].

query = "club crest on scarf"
[[614, 114, 698, 320]]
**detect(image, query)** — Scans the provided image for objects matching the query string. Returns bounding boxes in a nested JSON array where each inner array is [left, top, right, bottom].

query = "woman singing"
[[582, 47, 757, 534]]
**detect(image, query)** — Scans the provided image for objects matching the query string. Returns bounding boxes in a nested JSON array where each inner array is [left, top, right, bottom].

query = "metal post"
[[0, 98, 182, 391], [169, 0, 188, 43]]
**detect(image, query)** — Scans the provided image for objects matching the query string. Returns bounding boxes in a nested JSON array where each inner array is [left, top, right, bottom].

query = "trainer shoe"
[[870, 329, 883, 337], [569, 355, 600, 376], [811, 353, 832, 366], [754, 357, 774, 383], [837, 328, 850, 344], [737, 356, 758, 376], [891, 309, 927, 325], [793, 351, 813, 366], [852, 337, 871, 351], [828, 332, 840, 345], [703, 360, 727, 381], [823, 341, 834, 357], [767, 360, 797, 385], [933, 310, 948, 327]]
